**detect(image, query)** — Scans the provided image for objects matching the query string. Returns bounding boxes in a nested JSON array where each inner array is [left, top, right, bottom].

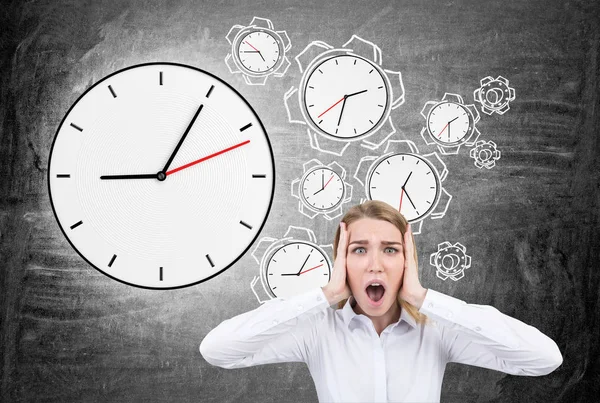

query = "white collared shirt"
[[200, 287, 563, 402]]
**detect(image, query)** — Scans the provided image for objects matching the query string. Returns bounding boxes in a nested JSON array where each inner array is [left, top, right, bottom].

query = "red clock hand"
[[299, 263, 323, 275], [437, 122, 449, 138], [399, 188, 405, 211], [318, 96, 346, 118], [244, 41, 260, 52], [243, 41, 265, 62], [323, 175, 334, 188], [166, 139, 250, 176]]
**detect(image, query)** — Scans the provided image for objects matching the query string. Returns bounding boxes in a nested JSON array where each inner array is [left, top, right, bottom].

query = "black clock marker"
[[206, 85, 214, 98], [353, 59, 357, 65], [70, 220, 83, 230], [159, 71, 163, 85], [369, 69, 373, 74], [318, 119, 323, 124], [108, 85, 117, 98], [108, 254, 117, 267], [159, 267, 163, 281], [318, 69, 323, 74], [57, 174, 70, 178], [240, 220, 252, 230], [70, 123, 83, 132], [240, 123, 252, 132], [378, 86, 383, 89], [369, 119, 374, 124], [206, 254, 214, 267], [252, 174, 266, 178]]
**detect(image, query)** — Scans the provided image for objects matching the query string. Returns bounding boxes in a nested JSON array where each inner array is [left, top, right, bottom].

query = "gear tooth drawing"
[[470, 140, 501, 169], [430, 241, 471, 282], [473, 75, 516, 115], [225, 17, 292, 85]]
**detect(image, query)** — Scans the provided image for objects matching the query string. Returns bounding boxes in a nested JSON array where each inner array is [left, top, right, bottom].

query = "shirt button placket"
[[373, 335, 387, 402]]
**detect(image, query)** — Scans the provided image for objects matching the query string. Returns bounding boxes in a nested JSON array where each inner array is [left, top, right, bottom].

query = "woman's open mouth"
[[365, 283, 386, 307]]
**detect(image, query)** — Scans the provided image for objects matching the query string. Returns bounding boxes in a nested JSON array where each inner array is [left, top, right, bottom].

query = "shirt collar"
[[340, 295, 417, 330]]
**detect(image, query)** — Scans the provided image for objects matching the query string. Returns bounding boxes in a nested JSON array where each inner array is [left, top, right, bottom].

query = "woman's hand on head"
[[322, 222, 352, 305], [397, 223, 428, 309]]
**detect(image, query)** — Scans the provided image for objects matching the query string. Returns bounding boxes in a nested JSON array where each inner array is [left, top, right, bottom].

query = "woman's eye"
[[353, 247, 366, 254], [385, 247, 397, 253]]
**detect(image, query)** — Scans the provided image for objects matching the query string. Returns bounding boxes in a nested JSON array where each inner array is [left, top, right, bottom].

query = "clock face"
[[265, 242, 331, 298], [300, 167, 344, 212], [48, 63, 275, 289], [302, 54, 390, 139], [367, 153, 440, 222], [236, 30, 282, 74], [426, 101, 474, 145]]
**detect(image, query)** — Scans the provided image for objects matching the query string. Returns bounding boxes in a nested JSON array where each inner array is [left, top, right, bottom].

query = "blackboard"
[[0, 0, 598, 401]]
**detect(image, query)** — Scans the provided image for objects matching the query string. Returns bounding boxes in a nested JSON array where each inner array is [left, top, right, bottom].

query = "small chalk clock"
[[48, 62, 275, 289]]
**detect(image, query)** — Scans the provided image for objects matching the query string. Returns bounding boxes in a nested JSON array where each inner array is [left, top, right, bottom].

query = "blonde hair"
[[333, 200, 429, 326]]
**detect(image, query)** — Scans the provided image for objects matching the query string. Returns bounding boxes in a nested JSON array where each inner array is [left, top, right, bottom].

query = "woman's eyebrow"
[[348, 240, 403, 246]]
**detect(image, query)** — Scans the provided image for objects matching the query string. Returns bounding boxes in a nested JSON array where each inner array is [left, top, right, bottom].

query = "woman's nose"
[[368, 254, 383, 272]]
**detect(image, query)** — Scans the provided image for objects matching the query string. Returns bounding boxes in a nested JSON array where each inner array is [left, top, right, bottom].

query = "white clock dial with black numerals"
[[426, 102, 473, 145], [266, 242, 331, 298], [300, 167, 344, 211], [367, 153, 440, 222], [237, 31, 281, 73], [48, 62, 275, 289], [303, 54, 389, 139]]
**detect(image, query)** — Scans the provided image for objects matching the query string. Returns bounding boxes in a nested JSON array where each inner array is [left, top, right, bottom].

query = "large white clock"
[[302, 54, 390, 139], [48, 62, 275, 289], [367, 153, 441, 222]]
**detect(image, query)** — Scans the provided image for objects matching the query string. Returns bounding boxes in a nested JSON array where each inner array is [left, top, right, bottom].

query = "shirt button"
[[475, 326, 481, 331], [272, 320, 279, 325], [428, 303, 434, 309]]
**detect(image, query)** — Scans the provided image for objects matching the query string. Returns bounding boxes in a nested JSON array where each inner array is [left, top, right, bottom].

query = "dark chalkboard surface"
[[1, 0, 598, 401]]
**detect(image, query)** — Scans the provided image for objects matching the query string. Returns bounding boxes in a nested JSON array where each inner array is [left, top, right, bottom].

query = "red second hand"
[[166, 140, 250, 176], [299, 264, 323, 275], [398, 188, 405, 211], [318, 96, 345, 118], [243, 41, 260, 53], [437, 122, 449, 138], [323, 175, 334, 188]]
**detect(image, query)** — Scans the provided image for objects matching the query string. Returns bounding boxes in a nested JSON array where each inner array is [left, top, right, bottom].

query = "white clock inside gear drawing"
[[426, 101, 473, 145], [367, 153, 441, 222], [300, 167, 344, 211], [266, 242, 331, 298], [238, 31, 281, 73], [48, 62, 275, 289], [303, 54, 389, 139]]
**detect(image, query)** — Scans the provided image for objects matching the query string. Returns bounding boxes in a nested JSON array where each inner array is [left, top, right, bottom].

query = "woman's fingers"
[[337, 222, 347, 260], [404, 223, 413, 267]]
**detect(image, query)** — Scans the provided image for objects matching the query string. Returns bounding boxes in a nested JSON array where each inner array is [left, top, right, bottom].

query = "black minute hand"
[[162, 104, 204, 174]]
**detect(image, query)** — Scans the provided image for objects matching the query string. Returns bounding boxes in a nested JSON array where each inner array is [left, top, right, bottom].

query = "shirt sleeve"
[[418, 288, 563, 376], [199, 287, 330, 369]]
